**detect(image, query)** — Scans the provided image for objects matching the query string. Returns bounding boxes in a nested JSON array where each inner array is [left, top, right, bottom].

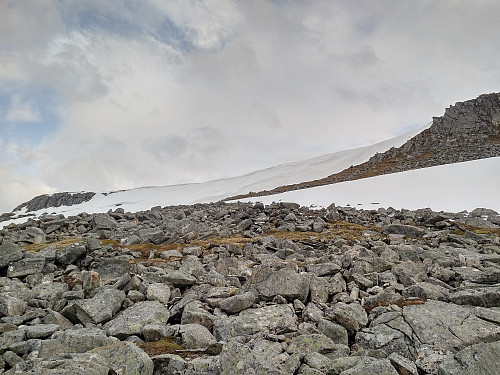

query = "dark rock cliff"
[[14, 192, 96, 212]]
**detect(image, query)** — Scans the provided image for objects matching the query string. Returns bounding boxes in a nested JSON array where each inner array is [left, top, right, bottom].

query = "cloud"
[[0, 165, 55, 213], [1, 0, 500, 213], [5, 94, 41, 123]]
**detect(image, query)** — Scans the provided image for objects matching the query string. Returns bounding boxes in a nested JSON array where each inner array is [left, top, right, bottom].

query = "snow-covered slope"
[[239, 157, 500, 213], [5, 124, 429, 224]]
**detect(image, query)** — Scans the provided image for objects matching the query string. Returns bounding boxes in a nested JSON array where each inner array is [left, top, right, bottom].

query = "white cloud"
[[151, 0, 242, 50], [0, 165, 55, 213]]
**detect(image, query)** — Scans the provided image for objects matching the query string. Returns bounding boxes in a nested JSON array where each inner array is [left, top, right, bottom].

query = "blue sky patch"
[[0, 84, 61, 146]]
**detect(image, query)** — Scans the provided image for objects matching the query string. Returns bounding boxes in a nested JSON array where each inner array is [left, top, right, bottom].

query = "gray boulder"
[[56, 243, 87, 265], [146, 283, 171, 305], [218, 340, 286, 375], [7, 256, 45, 278], [0, 241, 23, 268], [403, 300, 500, 351], [0, 293, 27, 317], [317, 319, 349, 346], [13, 352, 110, 374], [213, 304, 297, 341], [286, 334, 336, 355], [23, 324, 59, 339], [91, 341, 154, 375], [340, 357, 399, 375], [103, 300, 170, 339], [327, 302, 368, 334], [438, 340, 500, 375], [164, 270, 197, 287], [78, 288, 126, 324], [392, 261, 428, 287], [218, 291, 255, 314], [384, 224, 425, 238], [255, 269, 310, 302], [450, 286, 500, 307], [94, 256, 131, 283], [179, 323, 217, 349], [52, 327, 115, 352]]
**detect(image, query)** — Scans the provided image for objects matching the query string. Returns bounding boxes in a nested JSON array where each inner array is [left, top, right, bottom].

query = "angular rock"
[[286, 334, 336, 355], [56, 243, 87, 265], [388, 352, 418, 375], [164, 270, 197, 287], [438, 340, 500, 375], [78, 288, 126, 324], [392, 261, 428, 287], [0, 293, 26, 317], [218, 340, 286, 375], [327, 302, 368, 334], [23, 324, 59, 339], [92, 213, 118, 229], [218, 291, 255, 314], [317, 319, 349, 346], [255, 269, 310, 302], [306, 262, 341, 277], [7, 256, 45, 278], [403, 281, 450, 301], [103, 300, 170, 339], [146, 283, 171, 305], [160, 249, 183, 260], [213, 304, 297, 340], [341, 357, 399, 375], [22, 352, 110, 374], [181, 301, 216, 331], [91, 341, 154, 375], [450, 286, 500, 307], [0, 241, 23, 268], [94, 256, 131, 283], [403, 300, 500, 352], [385, 224, 425, 238], [52, 327, 115, 353], [179, 323, 217, 349]]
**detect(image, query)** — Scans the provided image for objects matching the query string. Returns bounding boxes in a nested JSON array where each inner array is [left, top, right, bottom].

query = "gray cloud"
[[144, 127, 229, 176]]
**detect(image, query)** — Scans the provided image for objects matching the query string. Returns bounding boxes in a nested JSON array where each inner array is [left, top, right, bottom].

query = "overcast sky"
[[1, 0, 499, 213]]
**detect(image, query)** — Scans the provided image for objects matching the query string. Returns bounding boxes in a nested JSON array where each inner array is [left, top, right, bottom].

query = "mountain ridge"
[[227, 92, 500, 201], [2, 92, 499, 224]]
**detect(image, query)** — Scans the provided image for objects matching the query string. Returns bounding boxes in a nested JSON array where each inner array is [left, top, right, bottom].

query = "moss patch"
[[24, 238, 83, 253], [137, 337, 184, 357]]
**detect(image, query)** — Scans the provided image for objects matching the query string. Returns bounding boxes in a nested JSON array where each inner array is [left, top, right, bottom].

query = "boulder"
[[438, 340, 500, 375], [218, 291, 255, 314], [91, 341, 154, 375], [327, 302, 368, 334], [0, 241, 23, 268], [52, 327, 115, 352], [255, 269, 310, 302], [103, 300, 170, 339], [384, 224, 425, 238], [179, 323, 217, 349], [213, 304, 297, 341]]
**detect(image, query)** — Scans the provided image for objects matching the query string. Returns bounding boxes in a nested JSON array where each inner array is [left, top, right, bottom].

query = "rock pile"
[[0, 202, 499, 374]]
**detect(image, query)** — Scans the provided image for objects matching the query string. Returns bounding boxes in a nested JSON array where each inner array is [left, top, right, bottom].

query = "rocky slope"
[[1, 202, 500, 374], [229, 92, 500, 200]]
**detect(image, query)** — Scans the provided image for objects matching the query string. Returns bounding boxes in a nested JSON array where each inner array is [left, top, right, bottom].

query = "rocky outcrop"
[[14, 192, 96, 212], [0, 202, 499, 374]]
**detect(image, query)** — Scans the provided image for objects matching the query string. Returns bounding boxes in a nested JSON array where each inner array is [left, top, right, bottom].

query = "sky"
[[1, 0, 500, 214]]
